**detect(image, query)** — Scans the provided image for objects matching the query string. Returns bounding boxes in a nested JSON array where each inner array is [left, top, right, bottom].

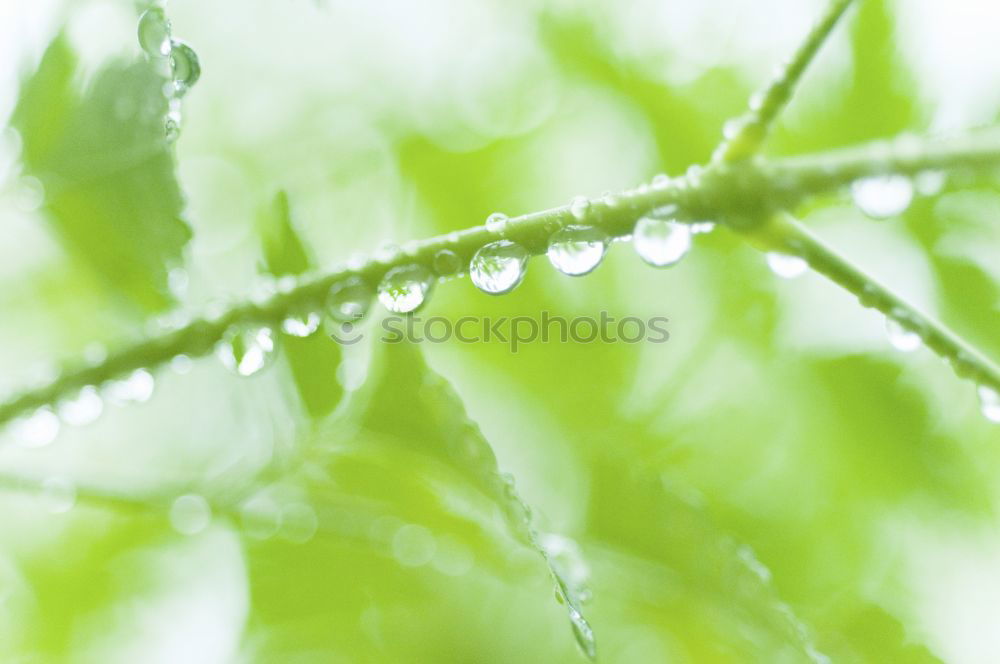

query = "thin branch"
[[712, 0, 856, 163], [745, 212, 1000, 394], [2, 132, 1000, 432]]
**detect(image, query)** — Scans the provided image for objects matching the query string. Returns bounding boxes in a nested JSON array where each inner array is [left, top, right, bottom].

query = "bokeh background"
[[1, 0, 1000, 661]]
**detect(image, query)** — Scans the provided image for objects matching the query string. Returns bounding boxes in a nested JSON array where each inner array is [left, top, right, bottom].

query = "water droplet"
[[57, 386, 103, 427], [748, 90, 766, 112], [651, 173, 669, 189], [392, 524, 436, 567], [851, 175, 914, 219], [547, 225, 608, 276], [633, 213, 691, 268], [690, 221, 716, 235], [169, 494, 212, 535], [432, 248, 463, 277], [858, 284, 880, 308], [137, 7, 172, 58], [217, 326, 276, 376], [885, 316, 922, 352], [327, 277, 374, 322], [171, 354, 193, 374], [723, 117, 746, 140], [377, 264, 435, 313], [10, 407, 59, 448], [914, 170, 946, 196], [978, 385, 1000, 423], [569, 196, 591, 221], [167, 267, 188, 296], [374, 241, 401, 263], [766, 252, 808, 279], [167, 39, 200, 97], [240, 495, 282, 540], [568, 604, 597, 660], [470, 240, 529, 294], [41, 477, 76, 514], [105, 369, 155, 404], [485, 212, 509, 234], [281, 310, 321, 337], [541, 534, 592, 603], [280, 502, 319, 544], [164, 100, 182, 142]]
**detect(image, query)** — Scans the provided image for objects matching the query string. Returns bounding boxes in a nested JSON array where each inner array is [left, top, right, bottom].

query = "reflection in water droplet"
[[137, 7, 172, 58], [377, 265, 435, 313], [10, 408, 59, 448], [633, 213, 691, 268], [569, 196, 591, 221], [470, 240, 529, 294], [392, 524, 437, 567], [280, 502, 319, 544], [547, 226, 608, 276], [327, 277, 374, 322], [432, 249, 463, 277], [217, 326, 276, 376], [766, 252, 808, 279], [978, 385, 1000, 423], [164, 100, 182, 143], [281, 310, 321, 337], [851, 175, 913, 219], [885, 316, 922, 352], [167, 39, 200, 97], [241, 495, 282, 540], [170, 494, 212, 535], [41, 477, 76, 514], [106, 369, 156, 404], [57, 386, 103, 427], [485, 212, 509, 234]]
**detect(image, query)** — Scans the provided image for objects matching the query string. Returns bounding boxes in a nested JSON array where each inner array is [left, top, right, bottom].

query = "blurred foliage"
[[1, 0, 999, 663]]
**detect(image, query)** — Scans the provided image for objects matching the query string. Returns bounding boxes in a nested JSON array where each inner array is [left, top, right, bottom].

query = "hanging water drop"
[[485, 212, 509, 234], [433, 248, 463, 277], [377, 265, 435, 313], [766, 252, 808, 279], [170, 494, 212, 535], [885, 316, 922, 352], [106, 369, 155, 404], [41, 477, 76, 514], [10, 407, 59, 448], [569, 196, 591, 221], [978, 385, 1000, 423], [281, 309, 321, 337], [470, 240, 529, 294], [217, 326, 276, 376], [546, 225, 608, 276], [137, 7, 172, 58], [57, 386, 103, 427], [851, 175, 914, 219], [164, 99, 182, 143], [633, 213, 691, 268], [327, 277, 374, 322], [690, 220, 716, 235], [568, 605, 597, 660], [167, 39, 201, 98]]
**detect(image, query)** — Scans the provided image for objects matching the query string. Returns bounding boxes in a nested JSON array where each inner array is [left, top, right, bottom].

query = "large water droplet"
[[569, 196, 591, 221], [217, 326, 276, 376], [433, 249, 463, 277], [377, 265, 435, 313], [10, 407, 59, 448], [41, 477, 76, 514], [105, 369, 156, 404], [137, 7, 172, 58], [633, 213, 691, 268], [851, 175, 914, 219], [885, 316, 922, 352], [57, 386, 103, 426], [170, 494, 212, 535], [281, 309, 321, 337], [766, 252, 808, 279], [167, 39, 200, 97], [547, 225, 608, 276], [485, 212, 509, 234], [470, 240, 529, 294], [978, 385, 1000, 423], [327, 277, 373, 322]]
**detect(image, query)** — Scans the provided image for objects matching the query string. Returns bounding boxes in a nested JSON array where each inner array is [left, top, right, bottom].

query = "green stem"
[[713, 0, 855, 162]]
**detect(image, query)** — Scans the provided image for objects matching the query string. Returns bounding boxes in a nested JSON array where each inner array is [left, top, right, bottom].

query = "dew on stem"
[[281, 309, 321, 337], [327, 277, 374, 322], [470, 240, 529, 294], [485, 212, 509, 234], [766, 252, 808, 279], [137, 7, 172, 58], [432, 249, 463, 277], [885, 315, 922, 353], [547, 225, 608, 276], [217, 326, 276, 377], [978, 385, 1000, 423], [633, 209, 692, 268], [10, 407, 59, 448], [377, 265, 435, 313], [569, 196, 591, 221], [105, 369, 155, 404], [57, 386, 103, 427], [167, 40, 201, 98], [851, 174, 914, 219]]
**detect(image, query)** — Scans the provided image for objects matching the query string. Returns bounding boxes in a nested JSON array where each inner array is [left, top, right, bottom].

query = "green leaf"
[[11, 35, 192, 313]]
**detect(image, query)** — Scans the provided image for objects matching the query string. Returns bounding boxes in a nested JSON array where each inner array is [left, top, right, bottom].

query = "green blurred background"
[[1, 0, 999, 661]]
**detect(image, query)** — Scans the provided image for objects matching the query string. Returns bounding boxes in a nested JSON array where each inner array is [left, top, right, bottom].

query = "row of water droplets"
[[137, 4, 201, 142], [765, 169, 1000, 423]]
